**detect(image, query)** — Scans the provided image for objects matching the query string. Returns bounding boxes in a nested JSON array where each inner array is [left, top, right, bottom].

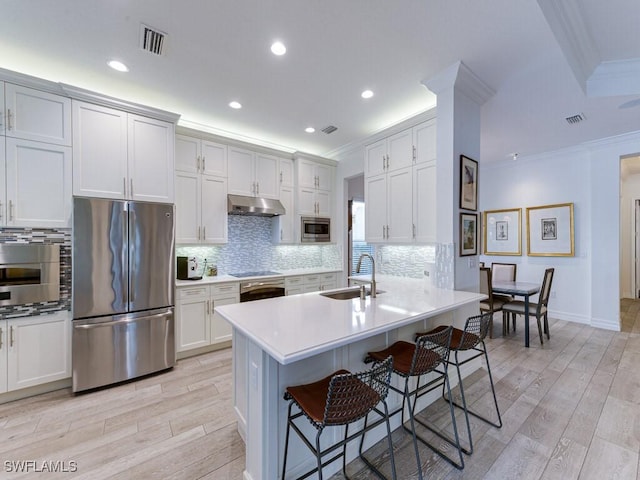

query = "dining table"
[[492, 280, 541, 347]]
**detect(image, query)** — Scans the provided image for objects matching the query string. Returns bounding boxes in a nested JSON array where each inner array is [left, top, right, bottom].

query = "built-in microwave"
[[301, 216, 331, 243], [0, 244, 60, 306]]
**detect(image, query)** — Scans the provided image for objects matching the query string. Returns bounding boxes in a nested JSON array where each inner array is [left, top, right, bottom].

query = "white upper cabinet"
[[3, 83, 71, 146], [0, 82, 5, 136], [365, 129, 412, 177], [175, 133, 227, 244], [279, 157, 294, 187], [297, 158, 332, 191], [364, 119, 436, 244], [72, 100, 175, 203], [3, 137, 72, 227], [127, 114, 175, 203], [175, 134, 227, 177], [272, 157, 296, 244], [228, 147, 279, 199], [72, 101, 128, 199]]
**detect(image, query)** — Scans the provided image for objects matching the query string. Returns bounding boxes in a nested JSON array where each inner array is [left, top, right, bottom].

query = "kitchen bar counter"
[[215, 275, 484, 480]]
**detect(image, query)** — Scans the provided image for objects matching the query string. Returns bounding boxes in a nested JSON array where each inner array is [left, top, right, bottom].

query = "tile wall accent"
[[375, 245, 436, 279], [0, 228, 71, 319], [176, 216, 342, 275], [435, 243, 455, 289]]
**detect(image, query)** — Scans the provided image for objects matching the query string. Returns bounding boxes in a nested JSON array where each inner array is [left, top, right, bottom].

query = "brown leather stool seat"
[[281, 356, 396, 480], [415, 312, 502, 455]]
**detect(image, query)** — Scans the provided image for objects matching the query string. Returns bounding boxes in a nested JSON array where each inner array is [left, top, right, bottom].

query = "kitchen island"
[[215, 275, 484, 480]]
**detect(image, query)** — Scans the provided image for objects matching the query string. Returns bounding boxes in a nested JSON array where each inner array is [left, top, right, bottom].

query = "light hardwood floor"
[[1, 301, 639, 479]]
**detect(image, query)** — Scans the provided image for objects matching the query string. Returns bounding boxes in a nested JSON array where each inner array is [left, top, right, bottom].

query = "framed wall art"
[[459, 212, 478, 256], [459, 155, 478, 211], [483, 208, 522, 255], [526, 202, 574, 256]]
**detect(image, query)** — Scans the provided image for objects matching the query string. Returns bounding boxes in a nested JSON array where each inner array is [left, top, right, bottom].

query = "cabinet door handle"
[[280, 229, 283, 241], [0, 327, 3, 349], [412, 146, 416, 162], [123, 177, 127, 196], [9, 326, 14, 347], [197, 226, 201, 240], [206, 300, 210, 316], [280, 171, 283, 183], [202, 156, 206, 172], [130, 179, 134, 198], [203, 226, 206, 240], [7, 109, 13, 131], [256, 182, 259, 195], [8, 200, 13, 222], [413, 224, 416, 238], [0, 201, 3, 221], [197, 155, 201, 172]]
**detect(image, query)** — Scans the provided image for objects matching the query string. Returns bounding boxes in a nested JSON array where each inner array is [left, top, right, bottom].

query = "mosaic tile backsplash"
[[176, 216, 342, 275], [0, 228, 71, 319]]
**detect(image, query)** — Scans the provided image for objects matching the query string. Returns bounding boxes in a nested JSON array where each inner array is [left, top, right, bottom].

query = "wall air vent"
[[565, 113, 585, 125], [140, 24, 166, 56], [321, 125, 338, 134]]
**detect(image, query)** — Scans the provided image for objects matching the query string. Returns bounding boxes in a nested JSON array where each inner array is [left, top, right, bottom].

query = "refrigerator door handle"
[[73, 310, 172, 329]]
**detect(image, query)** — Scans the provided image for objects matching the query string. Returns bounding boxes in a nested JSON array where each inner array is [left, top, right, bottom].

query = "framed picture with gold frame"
[[483, 208, 522, 255], [526, 203, 574, 256]]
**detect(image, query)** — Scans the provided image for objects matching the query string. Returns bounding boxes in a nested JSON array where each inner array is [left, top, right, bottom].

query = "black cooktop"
[[229, 271, 282, 278]]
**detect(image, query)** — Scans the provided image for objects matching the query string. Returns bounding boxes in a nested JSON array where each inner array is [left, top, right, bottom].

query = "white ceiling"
[[0, 0, 639, 163]]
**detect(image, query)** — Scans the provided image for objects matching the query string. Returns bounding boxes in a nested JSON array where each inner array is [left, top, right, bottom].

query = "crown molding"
[[422, 61, 495, 106], [537, 0, 600, 92], [587, 58, 640, 97]]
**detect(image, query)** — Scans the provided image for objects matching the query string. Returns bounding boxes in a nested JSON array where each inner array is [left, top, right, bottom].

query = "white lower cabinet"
[[303, 272, 337, 293], [176, 282, 239, 354], [285, 276, 304, 296], [0, 313, 71, 394]]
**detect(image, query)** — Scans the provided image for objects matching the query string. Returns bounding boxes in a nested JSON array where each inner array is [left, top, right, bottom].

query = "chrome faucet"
[[355, 253, 377, 298]]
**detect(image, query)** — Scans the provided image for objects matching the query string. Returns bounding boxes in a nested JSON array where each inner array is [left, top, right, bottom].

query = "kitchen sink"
[[320, 287, 384, 300]]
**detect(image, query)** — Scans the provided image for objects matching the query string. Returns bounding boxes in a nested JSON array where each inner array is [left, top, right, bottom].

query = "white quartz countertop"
[[215, 275, 485, 365], [175, 267, 342, 287]]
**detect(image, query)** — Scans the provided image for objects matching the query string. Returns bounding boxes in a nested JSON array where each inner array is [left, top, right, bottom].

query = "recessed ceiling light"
[[305, 127, 315, 133], [108, 60, 129, 72], [271, 41, 286, 56], [229, 101, 242, 109], [361, 89, 374, 99]]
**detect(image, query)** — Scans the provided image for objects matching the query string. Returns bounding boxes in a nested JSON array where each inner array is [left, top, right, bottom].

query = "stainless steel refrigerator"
[[72, 197, 175, 392]]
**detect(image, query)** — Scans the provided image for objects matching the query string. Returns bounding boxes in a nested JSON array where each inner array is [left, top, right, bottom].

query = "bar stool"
[[281, 356, 396, 480], [364, 326, 464, 479], [415, 312, 502, 455]]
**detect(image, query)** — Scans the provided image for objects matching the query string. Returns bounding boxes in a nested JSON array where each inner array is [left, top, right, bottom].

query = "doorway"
[[346, 174, 373, 276]]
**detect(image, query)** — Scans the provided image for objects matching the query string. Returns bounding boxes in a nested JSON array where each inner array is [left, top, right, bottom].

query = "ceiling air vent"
[[565, 113, 585, 125], [321, 125, 338, 134], [140, 24, 166, 56]]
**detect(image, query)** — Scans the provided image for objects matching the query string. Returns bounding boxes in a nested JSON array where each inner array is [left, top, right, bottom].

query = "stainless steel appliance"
[[0, 244, 60, 306], [72, 197, 175, 392], [229, 271, 285, 302], [228, 194, 285, 217], [301, 216, 331, 243]]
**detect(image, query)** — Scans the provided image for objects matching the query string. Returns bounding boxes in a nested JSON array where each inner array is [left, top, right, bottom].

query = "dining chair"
[[479, 267, 508, 337], [491, 262, 517, 332], [364, 326, 464, 478], [502, 268, 555, 345], [281, 356, 396, 480]]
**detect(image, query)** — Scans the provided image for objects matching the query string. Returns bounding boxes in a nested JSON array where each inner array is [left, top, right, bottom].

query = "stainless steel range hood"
[[227, 194, 286, 217]]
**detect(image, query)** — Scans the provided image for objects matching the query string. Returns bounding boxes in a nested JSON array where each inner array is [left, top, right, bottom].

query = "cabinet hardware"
[[197, 226, 201, 240], [206, 300, 210, 315], [8, 200, 13, 221], [256, 182, 259, 195], [197, 155, 201, 172], [202, 156, 206, 171], [10, 325, 14, 347], [0, 327, 3, 349], [412, 146, 416, 162], [7, 109, 13, 131], [280, 171, 283, 183], [413, 224, 416, 238], [203, 226, 206, 240], [123, 177, 127, 196], [130, 179, 134, 197], [280, 229, 283, 241], [0, 201, 3, 221]]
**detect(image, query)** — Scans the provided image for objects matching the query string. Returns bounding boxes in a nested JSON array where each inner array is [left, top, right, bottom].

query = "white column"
[[422, 61, 495, 292]]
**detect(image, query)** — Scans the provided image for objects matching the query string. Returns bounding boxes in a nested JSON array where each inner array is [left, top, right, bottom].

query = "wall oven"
[[0, 244, 60, 306], [301, 216, 331, 243]]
